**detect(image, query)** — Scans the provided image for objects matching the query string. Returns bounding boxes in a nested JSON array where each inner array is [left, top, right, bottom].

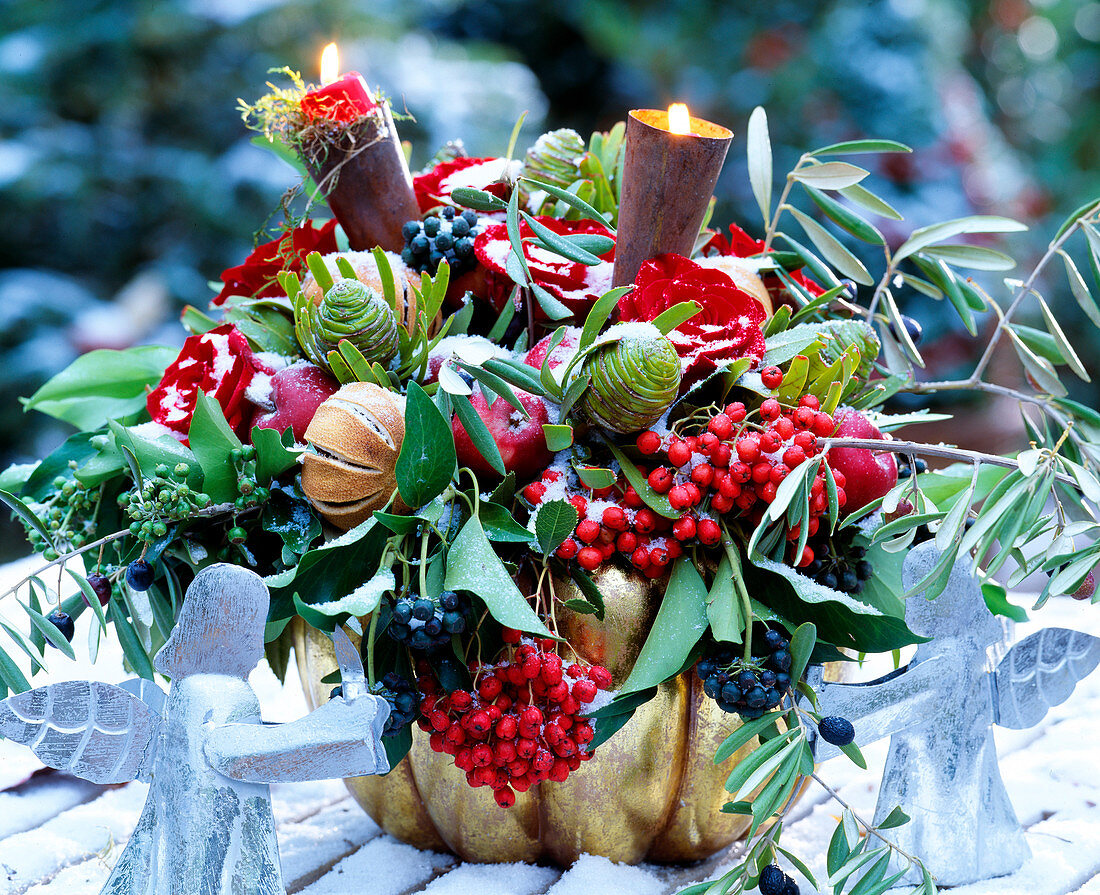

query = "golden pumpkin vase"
[[292, 565, 808, 865]]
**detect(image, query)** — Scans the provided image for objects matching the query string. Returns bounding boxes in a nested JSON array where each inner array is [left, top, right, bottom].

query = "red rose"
[[620, 254, 767, 388], [473, 217, 615, 317], [414, 157, 517, 213], [706, 223, 825, 300], [147, 324, 269, 443], [213, 219, 339, 307]]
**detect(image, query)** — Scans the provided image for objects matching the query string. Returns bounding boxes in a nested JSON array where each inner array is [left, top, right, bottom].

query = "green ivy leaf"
[[22, 345, 177, 430], [396, 382, 457, 508], [619, 556, 708, 694], [188, 392, 243, 503], [251, 426, 301, 485], [444, 516, 553, 637], [534, 499, 579, 557]]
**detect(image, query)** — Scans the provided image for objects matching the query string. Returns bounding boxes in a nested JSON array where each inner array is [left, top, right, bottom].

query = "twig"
[[0, 530, 129, 606], [970, 204, 1100, 381], [809, 772, 925, 868], [820, 436, 1079, 488]]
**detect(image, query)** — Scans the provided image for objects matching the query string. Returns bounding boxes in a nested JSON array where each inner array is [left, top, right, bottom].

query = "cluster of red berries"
[[416, 630, 612, 808], [522, 389, 848, 574], [522, 468, 715, 579]]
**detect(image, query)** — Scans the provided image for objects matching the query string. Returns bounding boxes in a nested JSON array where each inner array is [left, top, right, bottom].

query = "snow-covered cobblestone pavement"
[[1, 555, 1098, 895]]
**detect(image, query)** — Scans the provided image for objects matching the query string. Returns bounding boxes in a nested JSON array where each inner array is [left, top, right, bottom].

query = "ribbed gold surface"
[[291, 563, 819, 864]]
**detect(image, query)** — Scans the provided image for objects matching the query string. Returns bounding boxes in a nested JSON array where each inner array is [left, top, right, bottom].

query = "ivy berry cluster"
[[119, 463, 213, 542], [25, 466, 99, 560]]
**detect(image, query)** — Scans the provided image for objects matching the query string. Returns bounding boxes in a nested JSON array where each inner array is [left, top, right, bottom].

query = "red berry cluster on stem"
[[523, 394, 849, 575], [417, 632, 612, 808]]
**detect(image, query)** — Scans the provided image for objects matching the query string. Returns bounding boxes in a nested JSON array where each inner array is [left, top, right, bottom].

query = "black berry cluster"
[[388, 590, 471, 652], [372, 673, 421, 736], [401, 207, 480, 276], [759, 863, 800, 895], [803, 528, 874, 595], [697, 630, 794, 720]]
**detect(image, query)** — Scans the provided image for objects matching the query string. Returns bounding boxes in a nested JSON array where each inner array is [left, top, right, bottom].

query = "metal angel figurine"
[[0, 564, 391, 895], [810, 541, 1100, 885]]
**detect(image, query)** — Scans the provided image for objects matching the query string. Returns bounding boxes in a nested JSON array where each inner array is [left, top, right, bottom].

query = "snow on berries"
[[417, 635, 612, 807], [521, 394, 848, 575]]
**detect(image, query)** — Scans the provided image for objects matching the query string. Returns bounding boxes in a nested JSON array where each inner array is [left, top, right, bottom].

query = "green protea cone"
[[522, 128, 586, 191], [578, 333, 682, 433], [294, 277, 399, 371]]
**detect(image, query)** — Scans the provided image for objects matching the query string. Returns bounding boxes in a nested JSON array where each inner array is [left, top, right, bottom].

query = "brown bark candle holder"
[[612, 108, 733, 288], [300, 103, 420, 253]]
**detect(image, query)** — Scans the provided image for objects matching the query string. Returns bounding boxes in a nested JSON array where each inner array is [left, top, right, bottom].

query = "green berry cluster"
[[231, 446, 270, 514], [25, 464, 100, 560], [119, 463, 212, 542]]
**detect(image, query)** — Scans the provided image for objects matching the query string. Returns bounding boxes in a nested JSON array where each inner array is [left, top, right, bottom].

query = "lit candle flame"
[[320, 43, 340, 86], [667, 103, 691, 135]]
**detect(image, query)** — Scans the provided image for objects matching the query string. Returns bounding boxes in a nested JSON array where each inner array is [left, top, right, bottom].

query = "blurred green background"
[[1, 0, 1098, 556]]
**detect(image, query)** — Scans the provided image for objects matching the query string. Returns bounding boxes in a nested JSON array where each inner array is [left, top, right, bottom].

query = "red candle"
[[300, 44, 377, 124]]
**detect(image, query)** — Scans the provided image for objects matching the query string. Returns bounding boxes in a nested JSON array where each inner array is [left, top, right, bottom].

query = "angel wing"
[[993, 627, 1100, 730], [0, 680, 163, 783]]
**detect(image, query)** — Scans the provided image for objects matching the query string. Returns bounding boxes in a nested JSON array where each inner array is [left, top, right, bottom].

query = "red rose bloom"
[[706, 223, 825, 300], [147, 324, 269, 443], [213, 219, 339, 307], [413, 157, 516, 213], [474, 217, 615, 317], [620, 254, 767, 388]]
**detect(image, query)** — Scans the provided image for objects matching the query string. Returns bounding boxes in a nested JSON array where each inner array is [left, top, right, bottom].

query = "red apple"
[[251, 362, 339, 443], [523, 328, 581, 378], [828, 409, 898, 514], [452, 388, 553, 478]]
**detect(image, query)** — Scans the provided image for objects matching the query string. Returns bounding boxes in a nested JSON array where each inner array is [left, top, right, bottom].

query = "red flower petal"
[[473, 217, 615, 317], [213, 219, 338, 307], [413, 157, 516, 214], [146, 324, 263, 443], [619, 253, 768, 389]]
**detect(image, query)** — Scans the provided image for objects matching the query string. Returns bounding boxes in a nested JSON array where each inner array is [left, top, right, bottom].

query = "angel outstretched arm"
[[203, 693, 391, 783], [0, 681, 162, 784]]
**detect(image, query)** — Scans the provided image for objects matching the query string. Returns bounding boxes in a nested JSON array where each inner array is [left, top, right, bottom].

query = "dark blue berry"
[[763, 629, 784, 650], [47, 609, 75, 644], [737, 670, 757, 690], [441, 205, 455, 220], [434, 232, 453, 251], [401, 248, 416, 265], [819, 716, 856, 746], [770, 650, 791, 672], [126, 560, 154, 591], [412, 598, 435, 621], [439, 591, 460, 611], [759, 865, 787, 895], [462, 210, 479, 226], [393, 601, 413, 624], [401, 220, 421, 241], [451, 216, 470, 237], [745, 686, 767, 708], [720, 681, 741, 703], [423, 216, 441, 236], [411, 235, 430, 254]]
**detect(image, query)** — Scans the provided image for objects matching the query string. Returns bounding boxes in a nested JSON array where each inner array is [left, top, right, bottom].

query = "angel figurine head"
[[153, 563, 269, 680]]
